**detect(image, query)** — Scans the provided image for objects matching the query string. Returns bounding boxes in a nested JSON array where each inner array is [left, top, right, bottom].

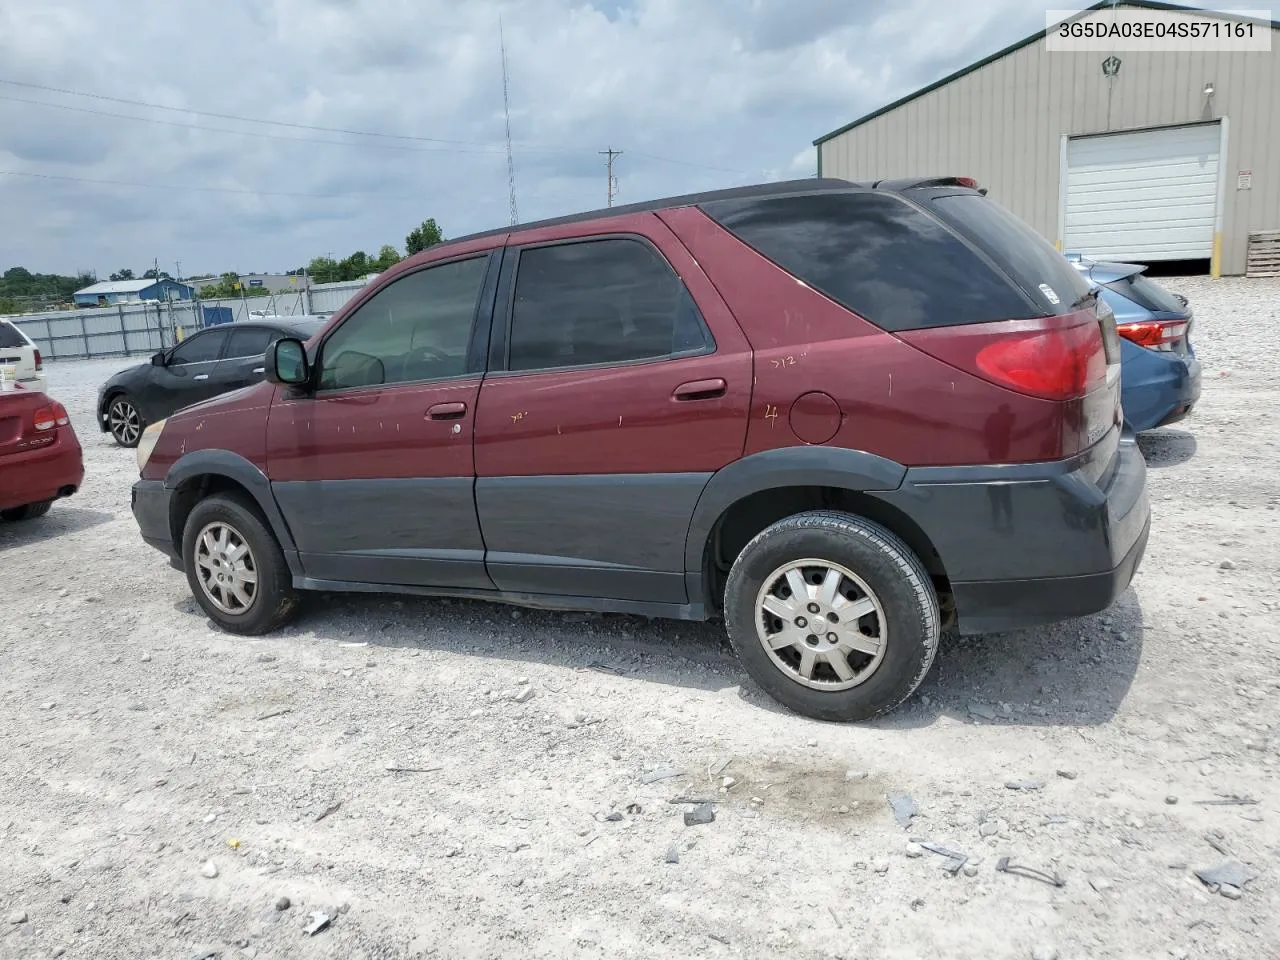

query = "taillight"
[[974, 322, 1106, 400], [33, 401, 69, 431], [900, 314, 1109, 402], [1116, 319, 1187, 352], [33, 349, 42, 371], [955, 176, 979, 189]]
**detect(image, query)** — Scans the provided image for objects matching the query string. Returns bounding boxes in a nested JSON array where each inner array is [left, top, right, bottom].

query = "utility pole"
[[499, 15, 519, 225], [599, 148, 622, 207]]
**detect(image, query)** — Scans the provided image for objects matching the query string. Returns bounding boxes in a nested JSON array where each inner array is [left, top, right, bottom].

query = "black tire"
[[723, 510, 939, 722], [0, 500, 53, 522], [107, 393, 145, 448], [181, 493, 300, 635]]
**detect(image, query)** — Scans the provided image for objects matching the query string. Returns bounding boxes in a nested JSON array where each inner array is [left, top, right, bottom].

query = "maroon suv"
[[130, 177, 1148, 721]]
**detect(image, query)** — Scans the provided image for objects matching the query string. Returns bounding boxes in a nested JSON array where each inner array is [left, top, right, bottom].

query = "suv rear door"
[[265, 247, 501, 590], [472, 214, 752, 603]]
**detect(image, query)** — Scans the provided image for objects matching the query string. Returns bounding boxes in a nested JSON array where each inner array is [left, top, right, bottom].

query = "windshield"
[[928, 193, 1093, 315]]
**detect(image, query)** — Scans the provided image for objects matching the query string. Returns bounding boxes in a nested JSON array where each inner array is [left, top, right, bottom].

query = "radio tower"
[[499, 16, 518, 226]]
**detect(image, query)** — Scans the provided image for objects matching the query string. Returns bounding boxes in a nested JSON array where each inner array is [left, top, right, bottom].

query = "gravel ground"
[[2, 275, 1278, 960]]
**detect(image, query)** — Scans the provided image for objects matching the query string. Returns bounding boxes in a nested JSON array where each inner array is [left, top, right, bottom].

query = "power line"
[[0, 77, 481, 146], [0, 169, 416, 200], [0, 94, 509, 156], [0, 77, 749, 174]]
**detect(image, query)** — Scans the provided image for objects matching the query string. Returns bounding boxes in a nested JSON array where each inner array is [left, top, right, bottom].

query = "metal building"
[[814, 2, 1279, 277], [72, 278, 196, 308]]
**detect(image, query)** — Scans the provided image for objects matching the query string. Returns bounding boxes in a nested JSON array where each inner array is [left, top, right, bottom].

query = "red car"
[[130, 177, 1148, 721], [0, 387, 84, 521]]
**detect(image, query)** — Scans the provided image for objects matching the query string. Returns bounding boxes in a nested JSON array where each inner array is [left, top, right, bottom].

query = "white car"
[[0, 319, 47, 394]]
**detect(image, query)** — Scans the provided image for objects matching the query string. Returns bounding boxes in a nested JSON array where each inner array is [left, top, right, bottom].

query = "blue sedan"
[[1069, 257, 1202, 432]]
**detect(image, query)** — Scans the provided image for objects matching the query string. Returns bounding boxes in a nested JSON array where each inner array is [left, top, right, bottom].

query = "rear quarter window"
[[927, 192, 1092, 314], [700, 192, 1035, 332], [0, 321, 28, 349]]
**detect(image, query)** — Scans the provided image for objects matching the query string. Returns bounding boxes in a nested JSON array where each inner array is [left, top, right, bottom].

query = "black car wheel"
[[0, 500, 53, 522], [723, 511, 939, 722], [107, 394, 145, 447]]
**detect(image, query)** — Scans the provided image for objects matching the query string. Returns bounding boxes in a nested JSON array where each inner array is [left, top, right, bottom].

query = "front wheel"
[[107, 394, 145, 448], [182, 493, 300, 635], [0, 500, 53, 522], [723, 511, 939, 722]]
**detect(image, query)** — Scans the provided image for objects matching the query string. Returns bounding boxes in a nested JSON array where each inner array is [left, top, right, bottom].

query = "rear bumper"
[[132, 479, 179, 562], [1122, 345, 1202, 432], [0, 431, 83, 511], [875, 428, 1150, 634]]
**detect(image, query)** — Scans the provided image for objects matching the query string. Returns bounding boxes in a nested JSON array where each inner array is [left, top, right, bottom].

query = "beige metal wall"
[[817, 7, 1279, 275]]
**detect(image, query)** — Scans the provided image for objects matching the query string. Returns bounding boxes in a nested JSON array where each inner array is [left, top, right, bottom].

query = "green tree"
[[307, 256, 339, 284], [0, 297, 19, 314], [405, 218, 444, 256], [142, 268, 171, 280], [109, 268, 135, 281], [373, 244, 402, 272], [339, 250, 370, 281]]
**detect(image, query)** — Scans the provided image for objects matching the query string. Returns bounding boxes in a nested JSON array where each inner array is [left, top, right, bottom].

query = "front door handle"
[[672, 378, 726, 401], [252, 367, 264, 374], [193, 374, 210, 381], [427, 401, 468, 420]]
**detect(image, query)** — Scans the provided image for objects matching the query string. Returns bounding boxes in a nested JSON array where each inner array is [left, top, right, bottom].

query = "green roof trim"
[[813, 1, 1280, 147]]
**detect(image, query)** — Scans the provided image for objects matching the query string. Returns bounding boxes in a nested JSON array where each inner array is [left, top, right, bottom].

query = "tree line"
[[0, 217, 445, 314]]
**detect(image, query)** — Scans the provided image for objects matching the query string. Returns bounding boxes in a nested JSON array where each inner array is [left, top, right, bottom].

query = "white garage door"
[[1064, 123, 1220, 261]]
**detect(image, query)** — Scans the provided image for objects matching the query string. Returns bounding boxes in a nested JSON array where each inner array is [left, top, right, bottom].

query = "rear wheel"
[[0, 500, 53, 522], [107, 394, 144, 447], [182, 493, 300, 635], [723, 511, 939, 722]]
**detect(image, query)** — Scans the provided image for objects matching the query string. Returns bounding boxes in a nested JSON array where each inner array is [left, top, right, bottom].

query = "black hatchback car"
[[98, 317, 325, 446]]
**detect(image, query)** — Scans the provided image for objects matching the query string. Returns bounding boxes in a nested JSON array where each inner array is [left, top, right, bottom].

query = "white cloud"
[[0, 0, 1052, 275]]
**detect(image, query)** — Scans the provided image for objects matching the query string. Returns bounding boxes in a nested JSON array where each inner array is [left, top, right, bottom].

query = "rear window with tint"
[[700, 192, 1034, 331], [0, 321, 28, 349], [1105, 273, 1186, 315], [929, 193, 1092, 314]]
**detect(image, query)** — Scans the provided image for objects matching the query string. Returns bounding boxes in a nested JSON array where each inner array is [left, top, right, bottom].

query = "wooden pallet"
[[1247, 230, 1280, 278]]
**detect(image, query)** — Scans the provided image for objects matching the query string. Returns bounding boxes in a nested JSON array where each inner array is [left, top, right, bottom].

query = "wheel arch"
[[164, 450, 300, 571], [683, 448, 950, 617]]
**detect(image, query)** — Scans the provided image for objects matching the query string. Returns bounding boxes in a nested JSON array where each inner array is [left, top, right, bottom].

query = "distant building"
[[813, 1, 1279, 276], [73, 278, 196, 308], [192, 274, 304, 294]]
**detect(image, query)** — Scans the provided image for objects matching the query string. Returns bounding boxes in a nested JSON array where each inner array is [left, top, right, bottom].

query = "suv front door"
[[266, 250, 500, 589], [473, 216, 753, 603]]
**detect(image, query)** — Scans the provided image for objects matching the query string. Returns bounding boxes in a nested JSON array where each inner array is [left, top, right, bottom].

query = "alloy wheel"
[[194, 521, 258, 615], [754, 558, 887, 690], [108, 398, 141, 446]]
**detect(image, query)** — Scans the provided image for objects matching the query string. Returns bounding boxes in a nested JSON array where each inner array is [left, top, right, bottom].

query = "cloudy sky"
[[1, 0, 1088, 278]]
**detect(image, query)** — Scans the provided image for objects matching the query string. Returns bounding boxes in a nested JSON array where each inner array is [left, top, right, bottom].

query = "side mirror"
[[266, 338, 309, 386], [151, 351, 167, 367]]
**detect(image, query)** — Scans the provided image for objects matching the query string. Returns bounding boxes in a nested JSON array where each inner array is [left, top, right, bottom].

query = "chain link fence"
[[4, 279, 370, 361]]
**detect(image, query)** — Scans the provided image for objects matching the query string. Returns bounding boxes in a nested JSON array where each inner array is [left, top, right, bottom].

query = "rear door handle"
[[252, 367, 264, 374], [672, 378, 726, 401], [427, 401, 468, 420], [193, 374, 209, 381]]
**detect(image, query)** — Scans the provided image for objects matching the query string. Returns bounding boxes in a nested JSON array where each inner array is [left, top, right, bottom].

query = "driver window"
[[319, 256, 488, 390]]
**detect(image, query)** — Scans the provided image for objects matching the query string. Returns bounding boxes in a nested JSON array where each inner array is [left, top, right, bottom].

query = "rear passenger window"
[[701, 192, 1034, 331], [225, 327, 276, 359], [0, 322, 27, 349], [507, 238, 711, 372]]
